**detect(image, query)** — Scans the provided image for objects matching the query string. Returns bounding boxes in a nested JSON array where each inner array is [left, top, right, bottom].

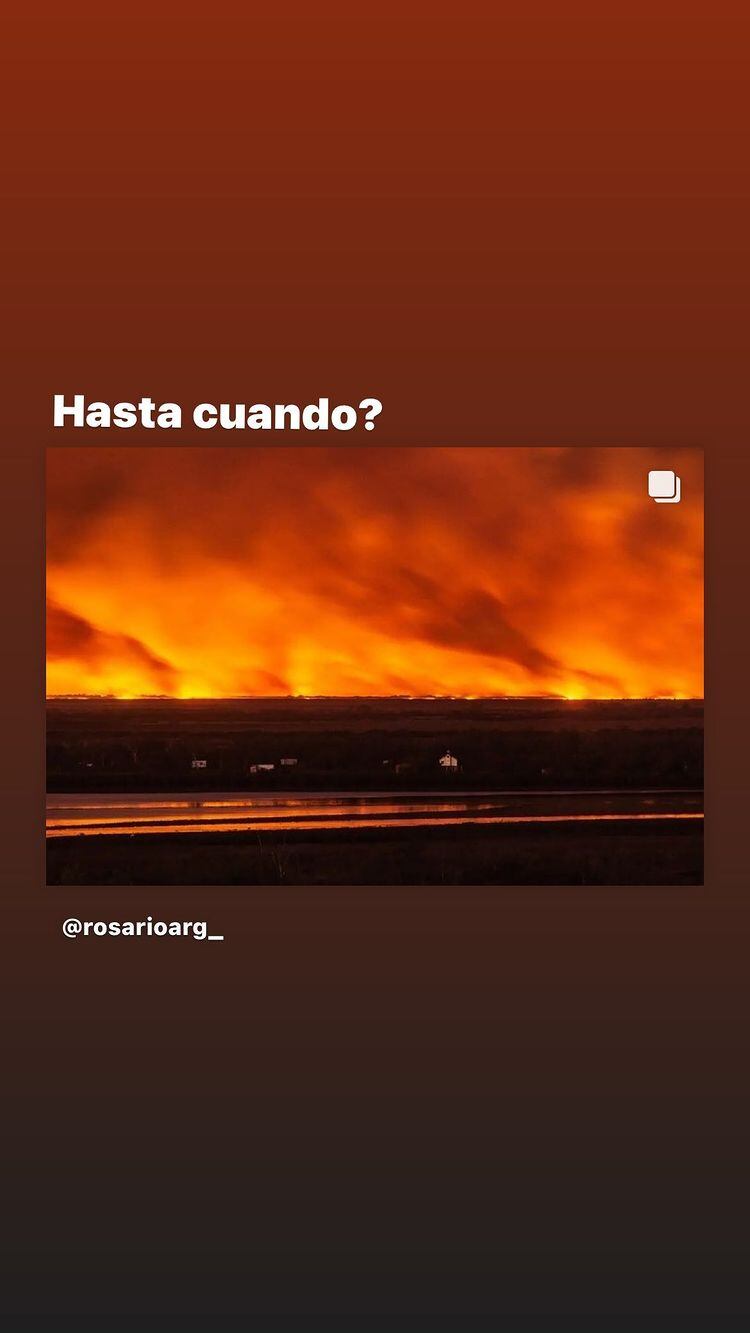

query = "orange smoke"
[[46, 446, 703, 699]]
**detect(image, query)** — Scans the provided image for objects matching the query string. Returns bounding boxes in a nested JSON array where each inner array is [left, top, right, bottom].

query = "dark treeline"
[[47, 698, 703, 793]]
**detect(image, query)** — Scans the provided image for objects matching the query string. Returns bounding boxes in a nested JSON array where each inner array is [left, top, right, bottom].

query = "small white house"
[[439, 750, 459, 769], [191, 758, 207, 769], [280, 757, 298, 767]]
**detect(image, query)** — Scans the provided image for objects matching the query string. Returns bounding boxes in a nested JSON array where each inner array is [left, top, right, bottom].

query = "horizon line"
[[46, 693, 704, 703]]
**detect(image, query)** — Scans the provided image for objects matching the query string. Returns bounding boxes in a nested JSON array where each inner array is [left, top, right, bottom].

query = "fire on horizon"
[[46, 446, 703, 701]]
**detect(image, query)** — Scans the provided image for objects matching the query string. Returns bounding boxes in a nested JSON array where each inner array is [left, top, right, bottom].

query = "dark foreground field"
[[47, 698, 703, 885], [47, 819, 702, 886]]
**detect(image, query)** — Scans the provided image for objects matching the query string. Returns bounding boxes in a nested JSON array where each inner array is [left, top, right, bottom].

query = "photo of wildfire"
[[46, 446, 703, 886]]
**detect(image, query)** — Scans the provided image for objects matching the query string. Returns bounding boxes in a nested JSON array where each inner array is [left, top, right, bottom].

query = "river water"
[[46, 790, 703, 838]]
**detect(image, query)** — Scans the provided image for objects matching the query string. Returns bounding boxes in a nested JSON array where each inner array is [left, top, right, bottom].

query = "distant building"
[[280, 757, 298, 767], [439, 750, 459, 769], [191, 758, 207, 769]]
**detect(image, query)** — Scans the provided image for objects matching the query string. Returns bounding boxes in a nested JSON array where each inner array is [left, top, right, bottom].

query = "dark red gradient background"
[[2, 5, 749, 1330]]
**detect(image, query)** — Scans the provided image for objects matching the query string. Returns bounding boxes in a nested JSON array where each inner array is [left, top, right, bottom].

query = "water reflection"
[[47, 791, 703, 838]]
